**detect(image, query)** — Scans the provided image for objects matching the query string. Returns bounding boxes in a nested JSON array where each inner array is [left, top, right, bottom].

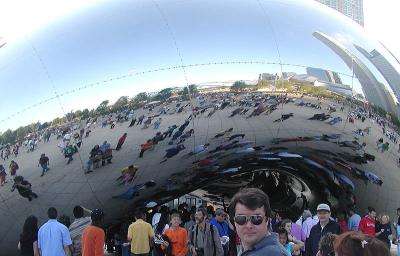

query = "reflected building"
[[313, 31, 394, 113], [315, 0, 364, 26], [354, 44, 400, 103]]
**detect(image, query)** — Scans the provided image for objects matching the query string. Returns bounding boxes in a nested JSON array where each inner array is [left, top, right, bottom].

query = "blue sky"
[[0, 0, 398, 133]]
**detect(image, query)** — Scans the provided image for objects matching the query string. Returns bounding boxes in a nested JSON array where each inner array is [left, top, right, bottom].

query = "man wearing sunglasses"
[[229, 188, 288, 255]]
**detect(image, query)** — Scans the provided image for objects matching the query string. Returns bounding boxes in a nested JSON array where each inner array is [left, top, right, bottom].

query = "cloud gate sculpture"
[[1, 0, 400, 254]]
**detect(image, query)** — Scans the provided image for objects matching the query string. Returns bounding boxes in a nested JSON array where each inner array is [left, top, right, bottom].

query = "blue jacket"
[[239, 233, 287, 256]]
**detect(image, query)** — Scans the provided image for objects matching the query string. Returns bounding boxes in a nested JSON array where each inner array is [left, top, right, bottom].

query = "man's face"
[[195, 211, 206, 224], [317, 210, 331, 223], [397, 210, 400, 217], [234, 203, 268, 248], [216, 212, 226, 222], [369, 211, 376, 219]]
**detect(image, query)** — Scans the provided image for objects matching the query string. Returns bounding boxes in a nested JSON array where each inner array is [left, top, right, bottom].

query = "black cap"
[[91, 209, 104, 221]]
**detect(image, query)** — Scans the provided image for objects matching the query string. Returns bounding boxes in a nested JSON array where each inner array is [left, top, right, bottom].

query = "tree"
[[81, 108, 90, 119], [180, 84, 198, 100], [96, 100, 109, 115], [112, 96, 129, 112], [153, 88, 173, 102], [231, 81, 249, 92]]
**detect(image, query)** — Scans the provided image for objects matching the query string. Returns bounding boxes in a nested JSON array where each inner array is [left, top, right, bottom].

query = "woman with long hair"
[[153, 212, 170, 256], [18, 215, 39, 256]]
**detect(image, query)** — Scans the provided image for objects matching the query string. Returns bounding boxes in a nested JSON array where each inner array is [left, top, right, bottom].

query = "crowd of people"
[[2, 92, 400, 256], [16, 188, 396, 256]]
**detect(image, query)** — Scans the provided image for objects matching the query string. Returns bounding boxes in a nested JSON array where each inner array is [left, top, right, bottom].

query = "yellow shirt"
[[127, 219, 154, 254]]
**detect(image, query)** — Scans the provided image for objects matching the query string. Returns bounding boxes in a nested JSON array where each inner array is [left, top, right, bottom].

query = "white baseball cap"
[[317, 203, 331, 212]]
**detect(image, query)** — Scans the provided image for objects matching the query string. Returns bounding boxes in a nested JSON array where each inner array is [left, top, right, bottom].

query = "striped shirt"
[[69, 217, 91, 256]]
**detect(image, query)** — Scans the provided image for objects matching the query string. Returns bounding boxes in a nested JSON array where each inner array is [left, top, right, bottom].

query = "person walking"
[[81, 209, 105, 256], [38, 154, 50, 177], [38, 207, 72, 256], [0, 164, 7, 186], [305, 204, 342, 256], [18, 216, 40, 256], [127, 210, 155, 256], [116, 133, 127, 151], [139, 140, 153, 158], [188, 207, 224, 256], [227, 188, 287, 255], [9, 160, 19, 181], [69, 206, 92, 256], [11, 176, 38, 201], [163, 213, 188, 256]]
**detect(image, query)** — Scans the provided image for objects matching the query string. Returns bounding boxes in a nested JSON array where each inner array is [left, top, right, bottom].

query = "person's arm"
[[212, 225, 224, 256], [127, 226, 132, 242], [33, 241, 40, 256], [63, 245, 71, 256], [81, 206, 92, 215], [291, 240, 304, 252], [225, 214, 235, 231]]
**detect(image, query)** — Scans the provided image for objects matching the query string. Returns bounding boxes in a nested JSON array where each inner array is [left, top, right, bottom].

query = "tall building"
[[313, 31, 394, 113], [315, 0, 364, 26], [354, 44, 400, 103], [306, 67, 343, 84]]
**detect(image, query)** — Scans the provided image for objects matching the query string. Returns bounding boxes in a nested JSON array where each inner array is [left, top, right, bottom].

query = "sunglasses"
[[234, 215, 265, 225]]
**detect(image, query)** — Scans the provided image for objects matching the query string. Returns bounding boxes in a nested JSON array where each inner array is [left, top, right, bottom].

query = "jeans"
[[40, 163, 48, 175]]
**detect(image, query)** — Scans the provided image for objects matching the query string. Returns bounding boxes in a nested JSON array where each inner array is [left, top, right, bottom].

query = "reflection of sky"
[[0, 0, 398, 132]]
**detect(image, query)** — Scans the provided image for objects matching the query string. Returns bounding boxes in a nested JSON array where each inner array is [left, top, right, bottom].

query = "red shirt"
[[359, 216, 375, 236], [338, 220, 349, 232], [81, 225, 105, 256]]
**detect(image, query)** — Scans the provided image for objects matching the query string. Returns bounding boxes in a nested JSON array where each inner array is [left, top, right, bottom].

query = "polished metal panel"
[[0, 0, 400, 254]]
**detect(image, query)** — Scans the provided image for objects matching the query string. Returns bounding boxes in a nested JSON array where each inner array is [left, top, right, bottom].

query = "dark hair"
[[397, 208, 400, 211], [280, 219, 292, 230], [20, 216, 38, 244], [229, 188, 272, 218], [156, 212, 170, 234], [134, 210, 145, 220], [58, 214, 71, 228], [334, 231, 390, 256], [73, 206, 84, 218], [196, 207, 208, 218], [277, 228, 288, 244], [319, 233, 337, 256], [367, 206, 375, 213], [48, 207, 58, 219]]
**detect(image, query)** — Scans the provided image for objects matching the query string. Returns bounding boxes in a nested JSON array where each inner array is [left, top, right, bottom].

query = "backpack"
[[191, 224, 217, 256]]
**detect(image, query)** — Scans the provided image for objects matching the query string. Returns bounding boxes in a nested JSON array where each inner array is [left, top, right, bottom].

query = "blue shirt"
[[284, 243, 292, 256], [348, 214, 361, 231], [38, 219, 72, 256], [99, 143, 110, 153], [239, 233, 288, 256], [209, 218, 229, 237]]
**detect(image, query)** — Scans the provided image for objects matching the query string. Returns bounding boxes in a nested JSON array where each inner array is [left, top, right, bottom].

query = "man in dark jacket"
[[305, 204, 342, 256]]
